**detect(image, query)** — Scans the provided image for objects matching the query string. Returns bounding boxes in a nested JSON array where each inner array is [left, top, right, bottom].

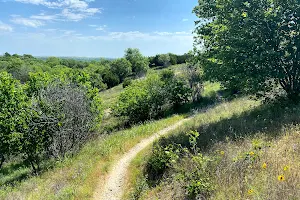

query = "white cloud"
[[182, 18, 189, 22], [0, 21, 13, 32], [15, 0, 101, 21], [95, 25, 107, 31], [11, 17, 44, 27], [31, 13, 58, 20], [154, 31, 191, 36], [61, 8, 85, 21], [108, 31, 149, 39]]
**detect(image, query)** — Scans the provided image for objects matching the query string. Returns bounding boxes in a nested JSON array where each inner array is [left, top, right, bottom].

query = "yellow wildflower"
[[262, 163, 267, 169], [248, 189, 254, 195], [283, 166, 289, 171], [249, 151, 255, 156], [220, 151, 225, 155], [242, 12, 248, 18], [278, 175, 285, 181]]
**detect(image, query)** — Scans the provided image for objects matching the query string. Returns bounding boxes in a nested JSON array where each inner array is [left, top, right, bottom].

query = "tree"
[[46, 57, 60, 68], [103, 71, 120, 88], [169, 53, 178, 65], [125, 48, 149, 77], [110, 58, 132, 82], [194, 0, 300, 101], [158, 54, 171, 67], [0, 72, 28, 168]]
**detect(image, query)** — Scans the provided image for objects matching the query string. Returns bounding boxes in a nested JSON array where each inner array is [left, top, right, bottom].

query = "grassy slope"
[[100, 84, 124, 110], [126, 97, 300, 199], [0, 115, 184, 200]]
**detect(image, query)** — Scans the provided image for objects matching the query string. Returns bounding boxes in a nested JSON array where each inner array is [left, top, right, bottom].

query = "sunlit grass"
[[126, 96, 300, 199], [0, 115, 184, 200]]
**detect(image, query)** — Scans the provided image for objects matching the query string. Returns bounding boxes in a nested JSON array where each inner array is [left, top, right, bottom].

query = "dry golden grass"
[[128, 97, 300, 200]]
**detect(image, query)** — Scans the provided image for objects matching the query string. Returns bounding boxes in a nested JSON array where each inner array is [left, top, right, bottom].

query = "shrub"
[[114, 74, 167, 123], [123, 77, 133, 88], [145, 142, 181, 184], [0, 72, 28, 168], [103, 71, 120, 88], [110, 58, 132, 82], [167, 78, 192, 108], [125, 48, 149, 77]]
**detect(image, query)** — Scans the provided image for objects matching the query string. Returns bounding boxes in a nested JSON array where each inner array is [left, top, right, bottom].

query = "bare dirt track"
[[93, 118, 191, 200]]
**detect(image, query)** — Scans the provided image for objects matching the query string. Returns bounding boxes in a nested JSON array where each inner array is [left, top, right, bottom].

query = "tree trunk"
[[0, 155, 5, 169]]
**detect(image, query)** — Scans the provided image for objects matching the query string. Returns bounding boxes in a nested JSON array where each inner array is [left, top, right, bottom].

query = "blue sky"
[[0, 0, 198, 58]]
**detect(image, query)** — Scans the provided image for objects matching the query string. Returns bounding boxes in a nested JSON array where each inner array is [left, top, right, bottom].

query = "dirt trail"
[[93, 117, 191, 200]]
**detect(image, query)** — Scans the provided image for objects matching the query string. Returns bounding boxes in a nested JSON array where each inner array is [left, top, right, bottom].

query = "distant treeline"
[[0, 51, 190, 90], [148, 53, 191, 68]]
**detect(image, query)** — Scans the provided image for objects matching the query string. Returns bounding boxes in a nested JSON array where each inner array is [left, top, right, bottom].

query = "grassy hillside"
[[126, 97, 300, 199], [0, 114, 185, 200]]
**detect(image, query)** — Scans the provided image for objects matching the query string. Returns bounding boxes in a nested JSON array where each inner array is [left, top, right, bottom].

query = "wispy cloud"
[[154, 31, 191, 36], [14, 0, 101, 22], [11, 17, 44, 27], [182, 18, 189, 22], [0, 21, 13, 32]]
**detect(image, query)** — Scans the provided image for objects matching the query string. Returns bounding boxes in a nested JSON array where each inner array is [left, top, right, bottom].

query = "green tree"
[[194, 0, 300, 101], [0, 72, 28, 168], [114, 74, 167, 123], [110, 58, 132, 81], [158, 54, 171, 67], [125, 48, 149, 77], [46, 57, 61, 68]]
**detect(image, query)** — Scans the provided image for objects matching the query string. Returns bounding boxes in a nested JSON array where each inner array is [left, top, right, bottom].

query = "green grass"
[[100, 84, 124, 110], [0, 114, 184, 200], [128, 97, 300, 199]]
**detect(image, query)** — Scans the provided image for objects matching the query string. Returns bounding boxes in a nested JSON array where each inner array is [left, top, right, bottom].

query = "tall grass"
[[127, 97, 300, 199], [0, 115, 184, 200]]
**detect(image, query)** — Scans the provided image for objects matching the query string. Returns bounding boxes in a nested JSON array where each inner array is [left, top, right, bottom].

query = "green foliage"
[[122, 77, 133, 88], [158, 54, 171, 67], [194, 0, 300, 101], [145, 142, 181, 184], [0, 72, 28, 168], [110, 58, 132, 82], [114, 74, 167, 123], [166, 78, 192, 108], [114, 70, 196, 123], [125, 48, 149, 76], [103, 71, 120, 88]]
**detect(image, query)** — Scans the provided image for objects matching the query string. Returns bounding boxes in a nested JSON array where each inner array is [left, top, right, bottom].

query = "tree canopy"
[[194, 0, 300, 101]]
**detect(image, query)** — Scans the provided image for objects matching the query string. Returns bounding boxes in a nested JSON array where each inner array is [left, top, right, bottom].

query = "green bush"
[[145, 142, 180, 184], [0, 72, 29, 168], [114, 74, 167, 123], [110, 58, 132, 82], [122, 77, 133, 88], [103, 71, 120, 88]]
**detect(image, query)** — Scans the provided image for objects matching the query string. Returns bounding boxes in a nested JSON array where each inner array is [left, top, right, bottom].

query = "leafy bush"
[[110, 58, 132, 82], [166, 78, 192, 108], [0, 72, 28, 168], [125, 48, 149, 77], [123, 77, 133, 88], [103, 71, 120, 88], [114, 74, 167, 123], [145, 142, 181, 184], [145, 131, 215, 199]]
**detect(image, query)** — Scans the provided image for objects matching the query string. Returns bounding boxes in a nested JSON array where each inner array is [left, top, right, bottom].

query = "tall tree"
[[125, 48, 149, 77], [110, 58, 132, 82], [194, 0, 300, 101]]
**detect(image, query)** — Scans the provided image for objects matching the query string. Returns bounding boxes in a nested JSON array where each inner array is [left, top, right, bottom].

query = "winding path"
[[93, 117, 191, 200]]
